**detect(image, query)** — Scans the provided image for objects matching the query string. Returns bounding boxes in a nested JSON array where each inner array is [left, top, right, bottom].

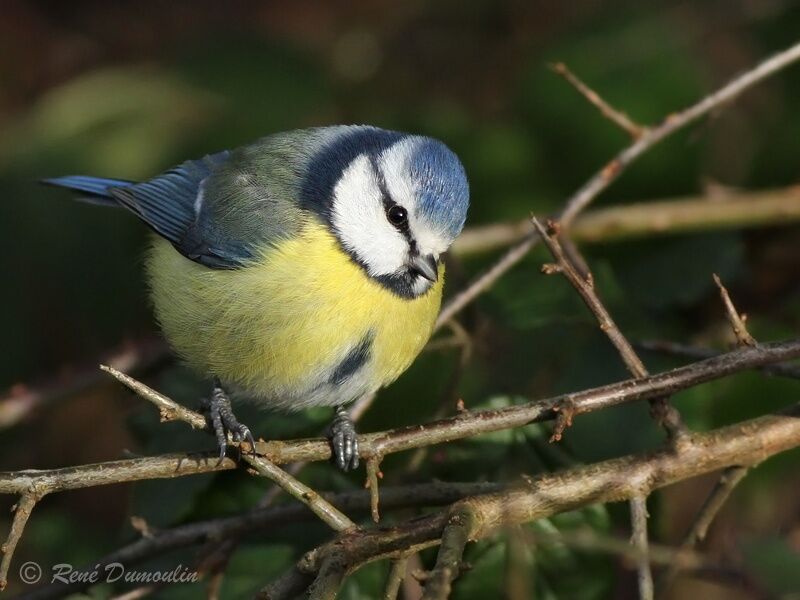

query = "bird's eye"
[[387, 205, 408, 227]]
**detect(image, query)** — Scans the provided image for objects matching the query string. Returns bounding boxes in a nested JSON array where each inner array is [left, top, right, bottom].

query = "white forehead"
[[376, 139, 451, 256]]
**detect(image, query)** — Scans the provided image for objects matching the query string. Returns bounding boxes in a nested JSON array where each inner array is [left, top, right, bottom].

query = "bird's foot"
[[200, 379, 256, 463], [328, 405, 360, 471]]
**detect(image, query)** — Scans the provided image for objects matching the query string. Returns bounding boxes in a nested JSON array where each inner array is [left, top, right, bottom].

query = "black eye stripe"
[[371, 154, 412, 236]]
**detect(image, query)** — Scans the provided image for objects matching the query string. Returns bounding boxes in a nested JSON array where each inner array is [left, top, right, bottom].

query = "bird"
[[44, 125, 470, 471]]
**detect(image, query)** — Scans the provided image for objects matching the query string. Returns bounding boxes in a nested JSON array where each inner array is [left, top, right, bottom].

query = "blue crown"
[[408, 137, 469, 239]]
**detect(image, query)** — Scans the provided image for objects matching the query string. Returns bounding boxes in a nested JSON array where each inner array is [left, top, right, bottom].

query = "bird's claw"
[[201, 380, 256, 464], [328, 405, 359, 471]]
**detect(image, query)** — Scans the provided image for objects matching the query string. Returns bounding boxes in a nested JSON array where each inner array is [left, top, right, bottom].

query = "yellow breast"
[[146, 219, 443, 408]]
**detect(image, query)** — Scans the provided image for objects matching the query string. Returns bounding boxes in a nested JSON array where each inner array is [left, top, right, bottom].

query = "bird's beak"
[[409, 253, 439, 282]]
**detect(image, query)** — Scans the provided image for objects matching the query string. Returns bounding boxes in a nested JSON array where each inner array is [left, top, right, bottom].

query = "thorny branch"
[[3, 339, 800, 596], [3, 340, 796, 499], [531, 217, 685, 439], [531, 216, 682, 600], [657, 273, 761, 593], [437, 40, 800, 328], [2, 40, 800, 600], [257, 402, 800, 598]]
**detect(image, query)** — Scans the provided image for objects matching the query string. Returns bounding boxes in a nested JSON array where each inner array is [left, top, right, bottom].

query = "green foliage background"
[[2, 2, 800, 598]]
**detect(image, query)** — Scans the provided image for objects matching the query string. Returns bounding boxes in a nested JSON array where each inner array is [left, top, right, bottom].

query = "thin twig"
[[660, 466, 749, 592], [560, 41, 800, 225], [712, 274, 757, 346], [365, 456, 383, 523], [101, 364, 207, 430], [531, 217, 685, 438], [438, 42, 800, 329], [550, 62, 646, 138], [106, 364, 356, 532], [637, 339, 800, 380], [0, 494, 38, 591], [242, 455, 356, 532], [630, 496, 654, 600], [383, 556, 410, 600]]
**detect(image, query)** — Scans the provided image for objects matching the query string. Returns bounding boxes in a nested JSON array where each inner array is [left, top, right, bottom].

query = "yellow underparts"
[[147, 219, 443, 407]]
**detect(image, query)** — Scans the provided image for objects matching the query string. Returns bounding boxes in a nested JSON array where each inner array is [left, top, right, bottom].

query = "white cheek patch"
[[331, 154, 408, 276]]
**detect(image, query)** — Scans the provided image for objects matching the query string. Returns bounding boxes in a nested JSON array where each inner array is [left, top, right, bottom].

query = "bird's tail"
[[41, 176, 133, 207]]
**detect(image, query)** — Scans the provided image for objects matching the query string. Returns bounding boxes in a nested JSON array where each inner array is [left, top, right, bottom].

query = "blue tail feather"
[[42, 176, 133, 206]]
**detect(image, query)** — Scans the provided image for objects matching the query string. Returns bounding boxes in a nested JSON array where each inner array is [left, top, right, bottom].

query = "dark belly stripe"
[[331, 331, 374, 385]]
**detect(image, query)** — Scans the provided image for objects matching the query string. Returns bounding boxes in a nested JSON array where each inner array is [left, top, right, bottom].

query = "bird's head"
[[302, 127, 469, 298]]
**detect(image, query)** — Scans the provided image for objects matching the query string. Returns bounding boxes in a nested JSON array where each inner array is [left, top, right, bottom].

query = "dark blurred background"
[[2, 1, 800, 598]]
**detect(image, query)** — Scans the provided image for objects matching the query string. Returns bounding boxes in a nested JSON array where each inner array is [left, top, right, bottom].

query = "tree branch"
[[242, 455, 356, 532], [559, 41, 800, 225], [531, 217, 686, 440], [0, 494, 38, 592], [421, 512, 473, 600], [550, 62, 646, 138], [101, 365, 207, 430], [22, 482, 501, 600], [659, 465, 749, 592], [259, 401, 800, 597], [712, 275, 757, 347], [452, 187, 800, 256], [3, 339, 800, 499], [637, 339, 800, 380], [630, 496, 654, 600], [438, 41, 800, 328]]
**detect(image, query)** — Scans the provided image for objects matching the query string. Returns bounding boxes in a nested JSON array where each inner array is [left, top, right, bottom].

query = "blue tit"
[[44, 125, 469, 470]]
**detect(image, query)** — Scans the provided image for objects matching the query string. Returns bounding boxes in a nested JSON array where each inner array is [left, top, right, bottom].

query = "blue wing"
[[43, 151, 250, 269]]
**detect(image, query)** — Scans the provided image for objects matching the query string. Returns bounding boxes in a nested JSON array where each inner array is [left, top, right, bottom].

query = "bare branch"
[[637, 340, 800, 380], [3, 339, 800, 499], [550, 62, 646, 138], [531, 217, 685, 438], [306, 554, 348, 600], [0, 494, 38, 591], [660, 466, 749, 591], [0, 452, 236, 496], [365, 457, 383, 523], [260, 402, 800, 596], [713, 275, 757, 346], [242, 455, 356, 532], [382, 556, 409, 600], [560, 41, 800, 225], [630, 496, 653, 600], [452, 187, 800, 256], [532, 216, 680, 596], [438, 42, 800, 328], [101, 364, 207, 430], [421, 512, 473, 600]]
